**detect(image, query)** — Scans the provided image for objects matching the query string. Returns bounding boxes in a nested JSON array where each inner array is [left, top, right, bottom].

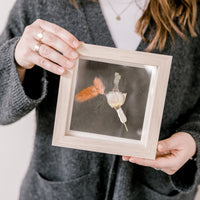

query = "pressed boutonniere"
[[75, 72, 128, 131]]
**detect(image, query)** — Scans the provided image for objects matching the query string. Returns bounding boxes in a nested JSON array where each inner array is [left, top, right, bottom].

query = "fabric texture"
[[0, 0, 200, 199]]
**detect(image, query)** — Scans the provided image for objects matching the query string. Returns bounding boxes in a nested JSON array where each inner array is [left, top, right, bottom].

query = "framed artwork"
[[52, 43, 172, 159]]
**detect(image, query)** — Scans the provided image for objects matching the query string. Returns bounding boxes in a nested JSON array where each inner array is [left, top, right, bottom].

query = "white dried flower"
[[106, 91, 127, 108], [105, 72, 128, 132]]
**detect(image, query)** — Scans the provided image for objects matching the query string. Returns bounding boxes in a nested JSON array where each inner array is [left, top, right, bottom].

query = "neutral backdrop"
[[0, 1, 199, 200], [0, 1, 36, 200]]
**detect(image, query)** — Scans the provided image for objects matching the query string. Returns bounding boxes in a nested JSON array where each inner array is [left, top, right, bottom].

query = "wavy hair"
[[69, 0, 198, 51]]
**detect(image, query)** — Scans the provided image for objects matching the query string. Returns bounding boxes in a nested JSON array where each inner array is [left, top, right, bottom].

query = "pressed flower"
[[106, 73, 128, 131], [106, 91, 127, 108], [75, 72, 128, 132], [75, 77, 105, 102]]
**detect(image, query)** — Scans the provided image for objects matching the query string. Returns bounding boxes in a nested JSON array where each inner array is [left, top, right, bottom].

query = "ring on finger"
[[34, 43, 42, 54], [37, 30, 44, 41]]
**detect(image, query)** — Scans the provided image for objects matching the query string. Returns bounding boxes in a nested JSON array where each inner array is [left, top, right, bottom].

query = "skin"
[[15, 19, 81, 82], [123, 132, 197, 175], [15, 19, 197, 175]]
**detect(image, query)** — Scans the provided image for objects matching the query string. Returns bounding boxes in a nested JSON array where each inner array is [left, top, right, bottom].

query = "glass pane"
[[70, 59, 152, 140]]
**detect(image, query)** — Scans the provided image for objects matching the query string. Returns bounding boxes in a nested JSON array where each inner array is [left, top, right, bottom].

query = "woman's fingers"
[[122, 156, 130, 161], [15, 19, 81, 75], [28, 36, 75, 72], [35, 19, 80, 49], [38, 44, 75, 69], [122, 132, 197, 175], [128, 154, 176, 169], [36, 31, 79, 60], [29, 51, 65, 75], [123, 153, 183, 175], [30, 20, 79, 61], [157, 136, 181, 153]]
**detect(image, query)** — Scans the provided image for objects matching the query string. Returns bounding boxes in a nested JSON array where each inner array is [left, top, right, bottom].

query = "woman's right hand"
[[15, 19, 81, 75]]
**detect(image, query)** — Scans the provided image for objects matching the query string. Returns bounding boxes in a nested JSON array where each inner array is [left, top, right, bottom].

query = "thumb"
[[157, 136, 177, 153]]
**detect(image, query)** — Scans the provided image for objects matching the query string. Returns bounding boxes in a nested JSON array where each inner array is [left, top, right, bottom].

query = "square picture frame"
[[52, 43, 172, 160]]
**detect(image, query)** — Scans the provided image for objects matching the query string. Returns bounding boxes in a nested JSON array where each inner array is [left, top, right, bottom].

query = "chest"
[[37, 1, 200, 129]]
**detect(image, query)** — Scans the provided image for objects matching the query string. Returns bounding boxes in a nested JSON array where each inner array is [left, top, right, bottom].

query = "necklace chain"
[[135, 0, 147, 11], [106, 0, 146, 20], [106, 0, 134, 20]]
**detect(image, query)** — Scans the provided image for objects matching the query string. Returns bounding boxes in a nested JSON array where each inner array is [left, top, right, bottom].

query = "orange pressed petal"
[[75, 86, 98, 102], [93, 77, 105, 95]]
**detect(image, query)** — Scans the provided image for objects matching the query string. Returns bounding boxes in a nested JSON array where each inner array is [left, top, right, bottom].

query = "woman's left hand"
[[122, 132, 197, 175]]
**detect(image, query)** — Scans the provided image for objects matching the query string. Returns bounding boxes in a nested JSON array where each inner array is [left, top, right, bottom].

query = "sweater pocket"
[[31, 170, 100, 200]]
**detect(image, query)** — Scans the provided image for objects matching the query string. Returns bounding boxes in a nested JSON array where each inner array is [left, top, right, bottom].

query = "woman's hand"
[[122, 132, 197, 175], [15, 19, 80, 78]]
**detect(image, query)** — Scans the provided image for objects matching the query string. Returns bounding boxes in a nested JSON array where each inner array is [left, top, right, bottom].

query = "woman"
[[0, 0, 199, 199]]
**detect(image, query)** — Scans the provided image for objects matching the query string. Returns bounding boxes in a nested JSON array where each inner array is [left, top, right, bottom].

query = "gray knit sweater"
[[0, 0, 200, 199]]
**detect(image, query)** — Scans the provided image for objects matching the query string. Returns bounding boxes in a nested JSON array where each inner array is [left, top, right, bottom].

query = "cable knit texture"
[[0, 0, 200, 199]]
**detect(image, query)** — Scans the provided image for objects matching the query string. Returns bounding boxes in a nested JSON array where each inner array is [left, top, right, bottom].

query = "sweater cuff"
[[169, 124, 200, 193], [0, 37, 48, 124], [169, 158, 199, 193]]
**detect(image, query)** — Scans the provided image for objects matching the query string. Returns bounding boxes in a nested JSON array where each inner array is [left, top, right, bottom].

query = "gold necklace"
[[106, 0, 134, 20], [135, 0, 148, 11]]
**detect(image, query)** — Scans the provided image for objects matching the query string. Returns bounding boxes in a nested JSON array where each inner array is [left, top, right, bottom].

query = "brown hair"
[[69, 0, 198, 51]]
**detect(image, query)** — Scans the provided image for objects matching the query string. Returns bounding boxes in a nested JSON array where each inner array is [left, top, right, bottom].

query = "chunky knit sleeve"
[[169, 6, 200, 193], [169, 99, 200, 193], [0, 0, 47, 125]]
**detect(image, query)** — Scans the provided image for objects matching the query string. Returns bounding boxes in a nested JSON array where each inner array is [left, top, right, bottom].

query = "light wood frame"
[[52, 43, 172, 160]]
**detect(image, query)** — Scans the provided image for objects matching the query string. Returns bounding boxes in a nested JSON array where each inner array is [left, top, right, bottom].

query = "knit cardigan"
[[0, 0, 200, 199]]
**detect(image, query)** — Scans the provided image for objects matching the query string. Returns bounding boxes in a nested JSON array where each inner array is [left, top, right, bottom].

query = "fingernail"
[[66, 60, 74, 68], [73, 40, 79, 48], [57, 67, 65, 74], [158, 143, 163, 151], [129, 158, 135, 162], [122, 157, 127, 161], [71, 51, 78, 59], [122, 156, 129, 161]]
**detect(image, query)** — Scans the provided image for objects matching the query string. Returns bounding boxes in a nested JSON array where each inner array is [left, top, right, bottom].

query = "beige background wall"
[[0, 1, 36, 199], [0, 1, 199, 200]]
